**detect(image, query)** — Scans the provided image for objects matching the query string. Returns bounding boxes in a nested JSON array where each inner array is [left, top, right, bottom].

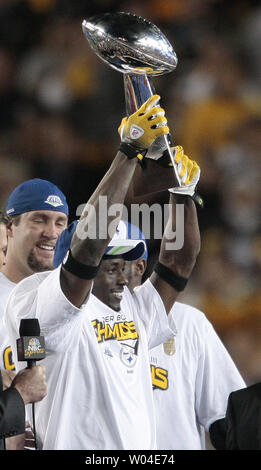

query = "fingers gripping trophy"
[[82, 11, 202, 202]]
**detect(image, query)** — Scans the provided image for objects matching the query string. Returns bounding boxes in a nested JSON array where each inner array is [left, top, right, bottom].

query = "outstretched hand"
[[119, 95, 169, 150]]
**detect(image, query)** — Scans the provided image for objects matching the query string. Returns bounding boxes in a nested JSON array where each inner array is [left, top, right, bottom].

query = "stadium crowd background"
[[0, 0, 261, 386]]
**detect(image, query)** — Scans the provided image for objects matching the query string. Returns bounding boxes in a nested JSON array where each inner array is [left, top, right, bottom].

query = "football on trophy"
[[82, 12, 178, 75]]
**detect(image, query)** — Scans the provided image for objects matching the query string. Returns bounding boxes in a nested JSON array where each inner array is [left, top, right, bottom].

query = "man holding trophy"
[[79, 12, 245, 451]]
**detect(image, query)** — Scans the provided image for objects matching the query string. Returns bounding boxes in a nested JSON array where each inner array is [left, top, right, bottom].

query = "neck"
[[1, 259, 33, 284]]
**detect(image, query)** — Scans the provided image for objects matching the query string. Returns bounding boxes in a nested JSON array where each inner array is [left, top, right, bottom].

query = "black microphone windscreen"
[[19, 318, 41, 337]]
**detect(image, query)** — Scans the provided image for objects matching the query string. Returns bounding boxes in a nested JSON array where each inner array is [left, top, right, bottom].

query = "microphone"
[[16, 319, 45, 450], [17, 319, 45, 368]]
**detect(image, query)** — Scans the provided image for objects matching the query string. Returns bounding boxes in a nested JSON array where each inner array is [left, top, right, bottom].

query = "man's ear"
[[6, 220, 14, 238], [134, 259, 147, 277]]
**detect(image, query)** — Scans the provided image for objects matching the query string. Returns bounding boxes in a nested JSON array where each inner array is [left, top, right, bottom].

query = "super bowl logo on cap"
[[130, 124, 144, 140], [6, 208, 15, 214], [45, 195, 64, 208]]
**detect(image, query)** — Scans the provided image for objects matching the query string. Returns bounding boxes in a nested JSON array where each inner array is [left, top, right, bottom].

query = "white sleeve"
[[132, 279, 177, 349], [5, 267, 89, 357], [195, 318, 246, 431]]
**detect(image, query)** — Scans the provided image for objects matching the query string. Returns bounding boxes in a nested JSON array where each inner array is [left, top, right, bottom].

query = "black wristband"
[[118, 142, 144, 161], [153, 261, 188, 292], [191, 191, 204, 209], [63, 250, 101, 280]]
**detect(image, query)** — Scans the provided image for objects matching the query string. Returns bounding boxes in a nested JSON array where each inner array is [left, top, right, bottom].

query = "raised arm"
[[150, 146, 201, 313], [60, 95, 170, 307]]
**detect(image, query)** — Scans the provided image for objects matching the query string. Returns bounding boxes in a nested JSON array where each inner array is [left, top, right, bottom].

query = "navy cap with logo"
[[6, 178, 69, 217]]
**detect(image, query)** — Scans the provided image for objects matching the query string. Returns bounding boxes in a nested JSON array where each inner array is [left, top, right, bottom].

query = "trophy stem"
[[124, 73, 155, 116], [123, 73, 180, 187]]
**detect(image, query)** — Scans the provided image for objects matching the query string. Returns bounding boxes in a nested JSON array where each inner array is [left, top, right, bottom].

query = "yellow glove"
[[169, 146, 200, 197], [118, 95, 169, 150]]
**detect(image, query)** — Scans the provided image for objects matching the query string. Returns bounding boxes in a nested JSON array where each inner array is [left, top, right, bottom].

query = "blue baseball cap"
[[104, 220, 147, 261], [53, 220, 78, 268], [6, 178, 69, 217], [125, 222, 148, 260], [53, 220, 148, 268]]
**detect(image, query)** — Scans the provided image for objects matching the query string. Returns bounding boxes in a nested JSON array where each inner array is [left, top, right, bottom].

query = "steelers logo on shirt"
[[120, 341, 138, 368]]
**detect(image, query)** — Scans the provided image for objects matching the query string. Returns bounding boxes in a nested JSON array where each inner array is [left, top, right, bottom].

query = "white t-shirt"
[[148, 301, 246, 450], [0, 272, 16, 370], [5, 267, 176, 450]]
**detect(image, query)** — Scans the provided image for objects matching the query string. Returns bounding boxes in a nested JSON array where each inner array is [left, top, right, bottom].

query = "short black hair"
[[8, 214, 21, 226], [0, 211, 10, 226]]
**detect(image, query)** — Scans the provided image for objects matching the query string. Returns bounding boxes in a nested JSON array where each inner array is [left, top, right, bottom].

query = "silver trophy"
[[82, 12, 181, 193]]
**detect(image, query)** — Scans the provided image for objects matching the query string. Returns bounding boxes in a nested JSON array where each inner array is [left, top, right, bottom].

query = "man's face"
[[124, 259, 146, 294], [9, 210, 67, 275], [123, 261, 137, 294], [92, 258, 128, 312], [0, 223, 7, 269]]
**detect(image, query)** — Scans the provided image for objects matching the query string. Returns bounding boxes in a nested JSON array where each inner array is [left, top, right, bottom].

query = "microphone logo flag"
[[17, 335, 45, 361]]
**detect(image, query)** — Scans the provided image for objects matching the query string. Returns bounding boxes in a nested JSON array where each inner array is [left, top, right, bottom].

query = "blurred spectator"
[[243, 6, 261, 80], [0, 47, 25, 134], [174, 33, 258, 166]]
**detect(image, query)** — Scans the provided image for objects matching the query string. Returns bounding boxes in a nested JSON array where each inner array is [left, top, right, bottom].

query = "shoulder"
[[4, 269, 60, 329], [9, 270, 53, 298], [171, 301, 207, 321], [132, 278, 163, 302], [170, 301, 213, 334], [0, 274, 16, 315], [6, 270, 57, 318], [126, 279, 167, 316], [0, 273, 15, 296]]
